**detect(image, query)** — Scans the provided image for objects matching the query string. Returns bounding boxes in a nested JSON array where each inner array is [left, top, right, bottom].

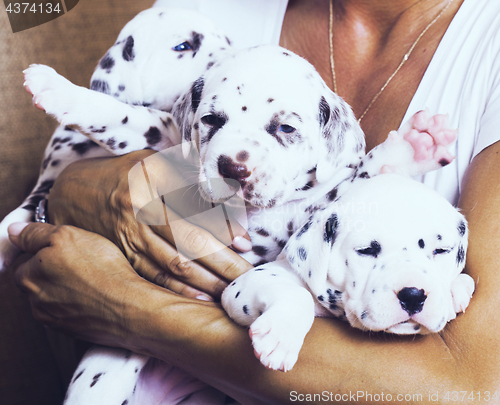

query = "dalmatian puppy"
[[0, 6, 232, 269], [222, 173, 475, 372]]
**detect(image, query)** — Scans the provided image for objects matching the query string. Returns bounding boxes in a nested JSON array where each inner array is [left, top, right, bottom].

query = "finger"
[[136, 226, 238, 297], [13, 255, 43, 295], [131, 251, 214, 301], [8, 221, 56, 254], [150, 215, 254, 281]]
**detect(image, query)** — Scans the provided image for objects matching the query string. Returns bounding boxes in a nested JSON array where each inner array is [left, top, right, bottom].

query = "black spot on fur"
[[121, 401, 129, 405], [106, 138, 116, 149], [144, 127, 162, 146], [235, 291, 240, 299], [191, 32, 204, 54], [191, 77, 204, 112], [319, 96, 330, 127], [437, 234, 442, 240], [307, 166, 317, 174], [361, 310, 368, 320], [456, 244, 465, 265], [296, 220, 312, 239], [327, 289, 342, 310], [99, 53, 115, 72], [72, 140, 100, 155], [275, 239, 287, 249], [122, 116, 128, 124], [255, 228, 270, 237], [118, 142, 128, 149], [439, 158, 450, 167], [90, 80, 110, 94], [326, 187, 338, 201], [298, 246, 307, 261], [118, 85, 125, 91], [300, 181, 314, 191], [243, 305, 249, 315], [458, 221, 467, 237], [267, 98, 274, 103], [90, 126, 106, 133], [418, 239, 425, 249], [252, 245, 268, 257], [51, 160, 60, 167], [90, 373, 103, 388], [358, 172, 370, 179], [122, 36, 135, 61], [72, 370, 85, 384], [287, 221, 294, 237], [324, 214, 338, 244]]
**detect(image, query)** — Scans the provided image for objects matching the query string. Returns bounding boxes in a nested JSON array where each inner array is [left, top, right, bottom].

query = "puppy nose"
[[217, 155, 251, 188], [397, 287, 427, 316]]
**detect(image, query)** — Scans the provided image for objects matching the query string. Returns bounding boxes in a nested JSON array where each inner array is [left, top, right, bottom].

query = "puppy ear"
[[315, 93, 365, 184], [283, 208, 340, 295], [171, 77, 204, 158]]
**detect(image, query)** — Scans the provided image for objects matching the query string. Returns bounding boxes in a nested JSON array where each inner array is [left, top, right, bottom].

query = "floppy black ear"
[[315, 93, 365, 183]]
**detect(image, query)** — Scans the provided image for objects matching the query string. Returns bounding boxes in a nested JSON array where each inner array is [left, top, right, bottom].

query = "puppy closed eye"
[[173, 41, 192, 52], [201, 114, 227, 128], [355, 241, 381, 258], [433, 248, 451, 255]]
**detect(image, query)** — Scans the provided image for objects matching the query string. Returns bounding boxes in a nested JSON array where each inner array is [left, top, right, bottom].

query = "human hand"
[[8, 221, 151, 345], [46, 150, 253, 300]]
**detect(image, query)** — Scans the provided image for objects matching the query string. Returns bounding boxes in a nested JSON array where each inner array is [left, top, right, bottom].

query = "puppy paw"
[[450, 273, 475, 314], [377, 110, 457, 177], [23, 64, 80, 121], [249, 310, 311, 372], [402, 109, 456, 164]]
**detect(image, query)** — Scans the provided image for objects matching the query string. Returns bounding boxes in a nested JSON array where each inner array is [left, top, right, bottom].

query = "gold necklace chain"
[[329, 0, 454, 123]]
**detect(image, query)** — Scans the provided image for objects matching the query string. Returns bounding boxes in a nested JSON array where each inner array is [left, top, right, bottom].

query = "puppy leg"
[[64, 347, 148, 405], [360, 109, 457, 178], [23, 64, 181, 154], [222, 260, 315, 372]]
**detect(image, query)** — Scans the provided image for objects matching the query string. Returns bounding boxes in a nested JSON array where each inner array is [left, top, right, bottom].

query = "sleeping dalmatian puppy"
[[0, 6, 232, 269], [1, 7, 469, 404], [222, 173, 475, 372]]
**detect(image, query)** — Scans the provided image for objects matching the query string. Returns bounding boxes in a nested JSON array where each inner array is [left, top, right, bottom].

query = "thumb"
[[8, 222, 55, 254]]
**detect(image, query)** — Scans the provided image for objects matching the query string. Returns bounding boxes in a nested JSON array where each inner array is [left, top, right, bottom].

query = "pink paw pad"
[[403, 110, 457, 166]]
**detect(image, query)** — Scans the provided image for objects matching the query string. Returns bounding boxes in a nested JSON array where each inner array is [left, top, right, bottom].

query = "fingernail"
[[196, 294, 214, 302], [232, 235, 252, 252], [8, 222, 30, 237]]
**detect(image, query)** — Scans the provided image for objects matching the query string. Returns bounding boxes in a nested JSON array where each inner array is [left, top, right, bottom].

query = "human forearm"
[[131, 287, 466, 405]]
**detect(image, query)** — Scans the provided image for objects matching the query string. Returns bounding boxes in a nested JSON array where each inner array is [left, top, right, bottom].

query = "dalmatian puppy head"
[[90, 7, 232, 111], [285, 174, 474, 334], [177, 45, 365, 208]]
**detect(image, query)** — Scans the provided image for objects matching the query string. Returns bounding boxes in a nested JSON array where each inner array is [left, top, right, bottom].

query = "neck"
[[331, 0, 453, 47]]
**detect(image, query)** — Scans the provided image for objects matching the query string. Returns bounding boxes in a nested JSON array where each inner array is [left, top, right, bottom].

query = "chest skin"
[[279, 0, 464, 152]]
